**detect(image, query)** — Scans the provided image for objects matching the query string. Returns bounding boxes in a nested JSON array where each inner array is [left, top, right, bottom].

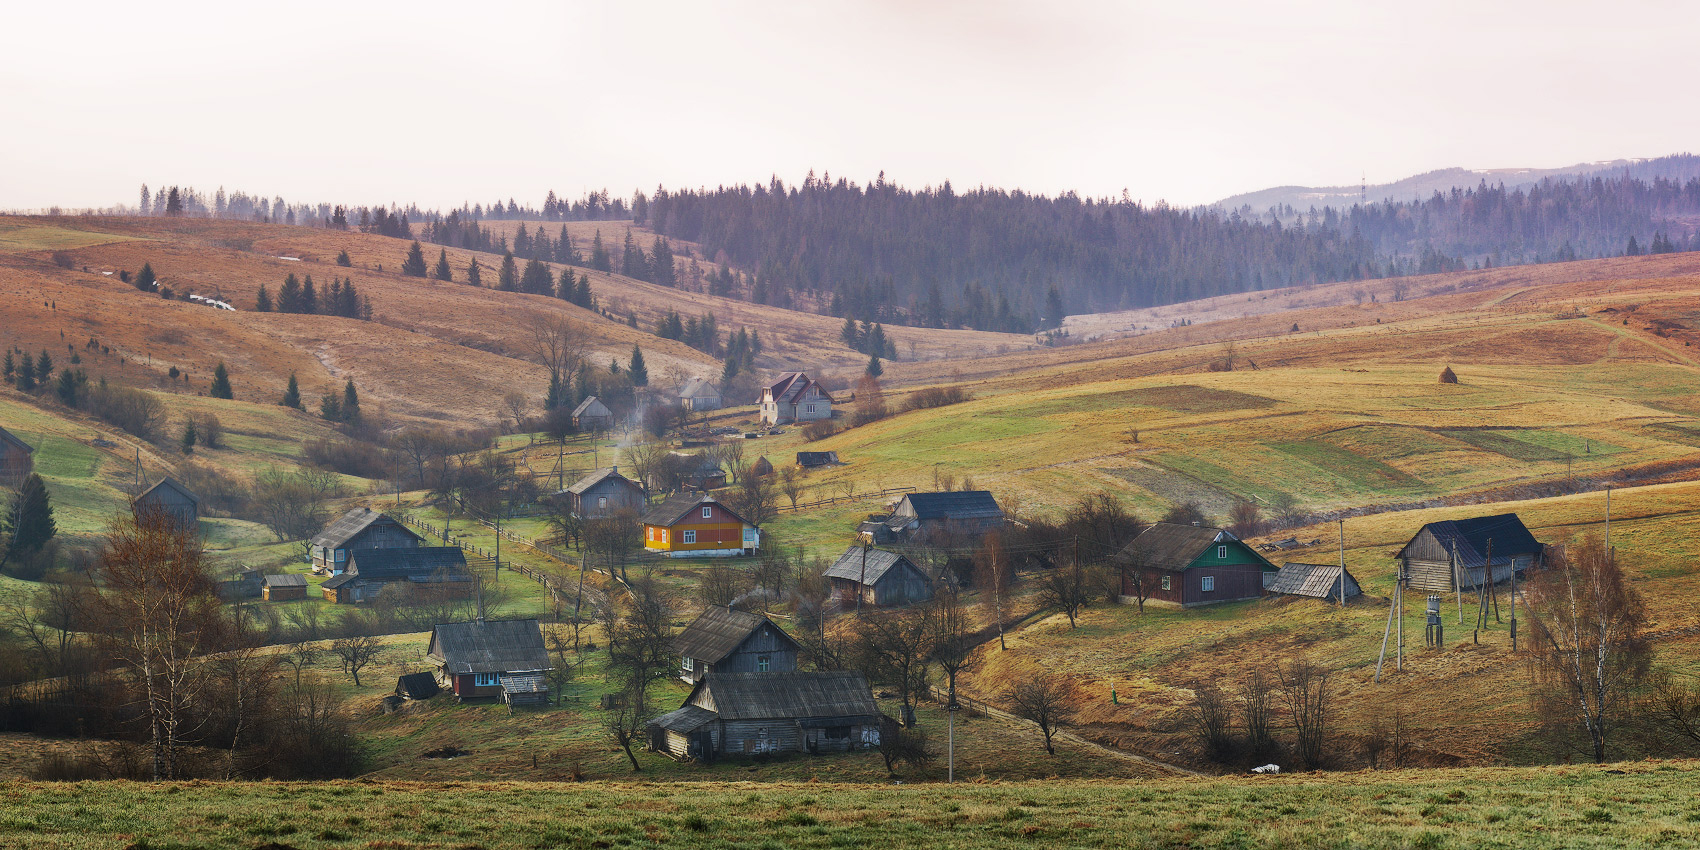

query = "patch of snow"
[[101, 271, 112, 276], [275, 256, 301, 261]]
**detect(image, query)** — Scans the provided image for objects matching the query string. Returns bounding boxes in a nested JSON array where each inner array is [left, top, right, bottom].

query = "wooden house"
[[642, 493, 760, 557], [308, 507, 424, 574], [795, 451, 840, 469], [1270, 562, 1362, 601], [262, 573, 309, 601], [427, 618, 552, 705], [132, 477, 200, 530], [320, 546, 473, 604], [824, 547, 933, 607], [677, 377, 723, 412], [1115, 522, 1277, 607], [880, 490, 1004, 542], [559, 467, 647, 519], [573, 396, 614, 431], [647, 671, 881, 761], [674, 605, 801, 684], [668, 451, 727, 491], [0, 426, 33, 486], [1397, 514, 1543, 593], [760, 372, 833, 426]]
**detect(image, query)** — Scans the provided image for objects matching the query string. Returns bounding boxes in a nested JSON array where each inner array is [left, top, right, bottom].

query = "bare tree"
[[698, 563, 746, 608], [1241, 668, 1276, 760], [711, 439, 745, 483], [877, 716, 938, 776], [88, 508, 227, 780], [778, 466, 806, 509], [975, 532, 1013, 650], [330, 635, 382, 686], [1120, 549, 1154, 614], [1277, 658, 1335, 769], [603, 573, 673, 771], [1038, 556, 1093, 628], [503, 392, 530, 435], [252, 465, 340, 542], [930, 585, 976, 709], [727, 468, 776, 527], [1188, 684, 1235, 762], [583, 509, 641, 583], [854, 604, 937, 727], [523, 312, 589, 378], [1006, 674, 1074, 755], [621, 440, 669, 493], [1525, 535, 1650, 763]]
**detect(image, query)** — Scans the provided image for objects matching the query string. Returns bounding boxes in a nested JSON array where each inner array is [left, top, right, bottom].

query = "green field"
[[0, 222, 144, 253], [5, 762, 1699, 849]]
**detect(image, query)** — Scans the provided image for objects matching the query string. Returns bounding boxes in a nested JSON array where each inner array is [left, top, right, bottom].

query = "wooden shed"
[[559, 467, 647, 519], [262, 573, 309, 601], [795, 451, 840, 469], [395, 672, 440, 701], [647, 671, 881, 761], [1270, 562, 1361, 601], [132, 477, 200, 530], [674, 605, 800, 684], [1397, 514, 1544, 593], [573, 396, 614, 431], [677, 377, 723, 412], [823, 546, 933, 607], [0, 426, 34, 486], [750, 456, 774, 478], [884, 490, 1004, 542], [428, 618, 552, 704], [1115, 522, 1277, 607], [308, 507, 424, 574], [321, 546, 474, 604]]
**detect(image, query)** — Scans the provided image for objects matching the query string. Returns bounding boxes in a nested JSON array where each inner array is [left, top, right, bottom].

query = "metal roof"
[[396, 672, 440, 700], [823, 546, 923, 587], [348, 546, 468, 579], [674, 606, 798, 663], [263, 574, 308, 587], [650, 704, 717, 734], [428, 618, 551, 675], [641, 493, 749, 528], [896, 490, 1003, 521], [564, 467, 641, 496], [1271, 563, 1361, 599], [1114, 522, 1272, 572], [132, 476, 199, 507], [1397, 514, 1543, 567], [678, 377, 720, 399], [796, 451, 839, 468], [309, 507, 420, 549], [573, 396, 611, 418], [0, 426, 33, 455], [692, 671, 878, 722]]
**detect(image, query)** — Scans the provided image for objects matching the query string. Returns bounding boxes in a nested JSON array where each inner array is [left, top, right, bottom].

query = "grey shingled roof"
[[694, 671, 878, 721], [898, 491, 1002, 521], [1398, 514, 1543, 567], [573, 396, 611, 418], [641, 493, 749, 528], [674, 606, 797, 663], [650, 704, 717, 734], [796, 451, 839, 468], [1116, 522, 1248, 571], [396, 672, 439, 699], [309, 507, 419, 549], [132, 476, 199, 507], [678, 377, 719, 399], [823, 547, 919, 586], [263, 574, 308, 588], [1271, 563, 1360, 599], [565, 467, 639, 496], [428, 618, 550, 675], [348, 546, 469, 579]]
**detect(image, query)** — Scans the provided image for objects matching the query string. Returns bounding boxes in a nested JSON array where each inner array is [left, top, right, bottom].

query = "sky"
[[4, 0, 1698, 212]]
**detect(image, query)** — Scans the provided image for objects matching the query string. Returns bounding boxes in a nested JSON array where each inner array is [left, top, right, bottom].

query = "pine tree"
[[209, 361, 233, 399], [575, 274, 593, 307], [301, 275, 317, 314], [35, 351, 52, 383], [520, 258, 552, 295], [401, 240, 429, 277], [255, 284, 272, 312], [1045, 285, 1065, 329], [319, 391, 343, 422], [3, 473, 56, 562], [466, 258, 482, 287], [498, 251, 519, 291], [866, 353, 883, 378], [278, 273, 302, 312], [2, 351, 14, 381], [281, 373, 302, 409], [841, 316, 860, 349], [181, 419, 197, 453], [629, 346, 648, 386], [620, 229, 647, 280], [590, 231, 611, 272], [434, 248, 453, 281], [15, 353, 35, 391], [135, 263, 156, 292], [343, 379, 361, 423], [721, 354, 739, 385], [336, 249, 353, 267], [650, 237, 676, 287]]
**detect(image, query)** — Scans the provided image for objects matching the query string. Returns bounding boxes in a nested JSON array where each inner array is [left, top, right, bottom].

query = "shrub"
[[50, 252, 74, 269], [88, 383, 167, 440], [900, 385, 971, 412], [193, 413, 224, 449], [801, 420, 836, 442], [303, 437, 396, 480]]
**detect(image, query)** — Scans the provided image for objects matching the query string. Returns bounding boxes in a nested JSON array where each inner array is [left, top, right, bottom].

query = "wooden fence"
[[776, 485, 916, 514]]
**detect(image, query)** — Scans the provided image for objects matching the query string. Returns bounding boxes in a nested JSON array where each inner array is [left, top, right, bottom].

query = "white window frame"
[[1201, 575, 1216, 592], [1218, 545, 1227, 559], [1161, 575, 1171, 591], [598, 496, 608, 509], [336, 549, 346, 562], [683, 530, 697, 544], [702, 506, 713, 519], [474, 672, 499, 687], [681, 656, 695, 674]]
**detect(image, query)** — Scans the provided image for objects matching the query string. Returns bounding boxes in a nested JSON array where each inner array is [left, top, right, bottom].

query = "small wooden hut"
[[132, 477, 200, 530], [0, 426, 34, 486], [823, 547, 933, 607], [262, 573, 309, 601], [1270, 562, 1361, 601]]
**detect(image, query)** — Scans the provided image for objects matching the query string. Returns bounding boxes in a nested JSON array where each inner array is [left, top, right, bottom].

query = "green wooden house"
[[1115, 522, 1277, 607]]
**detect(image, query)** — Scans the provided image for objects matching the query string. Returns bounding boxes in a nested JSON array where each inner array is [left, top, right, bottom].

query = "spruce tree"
[[866, 353, 883, 378], [650, 237, 676, 287], [590, 231, 611, 272], [209, 361, 233, 399], [281, 373, 303, 409], [575, 274, 592, 307], [841, 316, 860, 349], [181, 419, 197, 453], [35, 351, 52, 383], [402, 240, 429, 277], [629, 346, 648, 387], [16, 353, 35, 391], [3, 473, 56, 564], [255, 284, 272, 312], [521, 258, 552, 295], [336, 249, 353, 267], [466, 258, 482, 287], [434, 248, 453, 281], [135, 263, 156, 292], [319, 391, 343, 422], [498, 251, 519, 291], [301, 275, 317, 314], [343, 379, 361, 423], [2, 351, 12, 381], [278, 273, 302, 312]]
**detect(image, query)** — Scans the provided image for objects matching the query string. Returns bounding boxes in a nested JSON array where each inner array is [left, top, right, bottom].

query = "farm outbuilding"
[[573, 396, 614, 431], [321, 546, 474, 604], [751, 456, 774, 477], [395, 672, 440, 701], [558, 467, 647, 519], [1397, 514, 1544, 593], [308, 507, 424, 575], [1270, 562, 1361, 601], [427, 618, 552, 705], [1115, 522, 1277, 607], [677, 377, 723, 412], [795, 451, 840, 469], [262, 573, 308, 601], [674, 605, 801, 684], [132, 477, 200, 530], [824, 547, 933, 607], [647, 671, 882, 761], [880, 490, 1004, 542], [0, 426, 34, 486]]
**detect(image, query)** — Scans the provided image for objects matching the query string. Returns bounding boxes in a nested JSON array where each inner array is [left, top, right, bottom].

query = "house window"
[[1202, 576, 1216, 592], [702, 506, 713, 519], [1161, 575, 1171, 591], [681, 656, 694, 673], [825, 726, 851, 740], [598, 496, 608, 509], [474, 672, 499, 687], [1218, 546, 1227, 559], [757, 655, 771, 672], [336, 549, 347, 562], [683, 530, 697, 544]]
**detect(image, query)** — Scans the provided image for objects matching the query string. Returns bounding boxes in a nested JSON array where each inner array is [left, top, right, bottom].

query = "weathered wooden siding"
[[714, 625, 800, 674], [137, 489, 197, 529], [574, 479, 646, 519], [315, 520, 422, 572], [1123, 568, 1187, 604], [873, 563, 933, 606], [262, 585, 307, 601], [0, 444, 32, 486], [1183, 563, 1266, 605]]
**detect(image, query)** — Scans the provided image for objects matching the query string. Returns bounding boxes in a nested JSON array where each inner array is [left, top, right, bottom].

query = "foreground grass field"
[[6, 762, 1700, 849]]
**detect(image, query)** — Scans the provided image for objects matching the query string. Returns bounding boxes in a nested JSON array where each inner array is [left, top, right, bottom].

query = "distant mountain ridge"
[[1214, 154, 1700, 214]]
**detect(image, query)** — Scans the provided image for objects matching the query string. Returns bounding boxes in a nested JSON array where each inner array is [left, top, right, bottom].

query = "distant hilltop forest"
[[112, 154, 1700, 333]]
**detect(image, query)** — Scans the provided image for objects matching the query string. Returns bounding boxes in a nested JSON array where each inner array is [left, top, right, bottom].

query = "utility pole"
[[1605, 487, 1612, 551], [1337, 520, 1346, 606], [857, 539, 870, 615]]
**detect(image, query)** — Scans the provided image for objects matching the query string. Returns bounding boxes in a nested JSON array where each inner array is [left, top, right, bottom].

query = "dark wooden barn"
[[132, 477, 200, 530], [320, 546, 474, 604], [647, 671, 881, 761], [823, 547, 933, 607], [751, 456, 774, 478], [559, 467, 647, 519], [0, 426, 34, 486], [309, 507, 424, 574], [674, 605, 801, 684], [883, 490, 1004, 542], [572, 396, 613, 431], [262, 573, 309, 601], [1270, 562, 1362, 601], [428, 618, 552, 704], [795, 451, 840, 469], [395, 672, 440, 700], [1115, 522, 1277, 607], [1397, 513, 1544, 593]]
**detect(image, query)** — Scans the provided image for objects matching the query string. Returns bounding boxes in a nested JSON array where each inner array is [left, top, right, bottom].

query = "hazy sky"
[[4, 0, 1696, 211]]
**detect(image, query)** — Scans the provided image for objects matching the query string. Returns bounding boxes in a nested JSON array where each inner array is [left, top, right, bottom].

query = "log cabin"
[[881, 490, 1004, 543], [647, 671, 881, 761], [558, 467, 647, 519], [674, 605, 801, 684], [132, 477, 200, 531], [1116, 522, 1277, 607], [320, 546, 474, 604], [0, 426, 33, 486], [572, 396, 613, 431], [261, 573, 309, 601]]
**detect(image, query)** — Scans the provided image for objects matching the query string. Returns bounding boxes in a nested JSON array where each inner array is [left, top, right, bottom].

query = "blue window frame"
[[474, 672, 499, 687]]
